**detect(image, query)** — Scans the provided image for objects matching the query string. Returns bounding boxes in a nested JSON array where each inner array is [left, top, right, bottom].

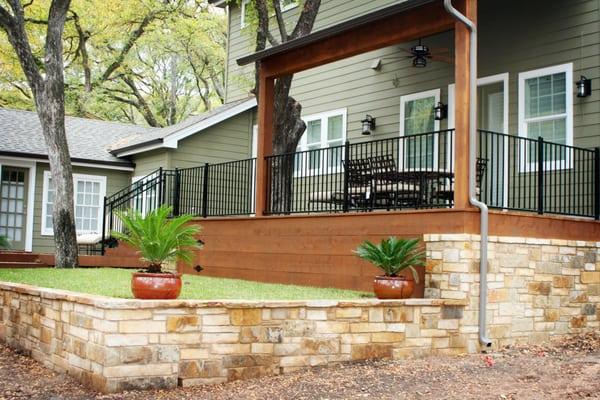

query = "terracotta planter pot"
[[373, 275, 415, 299], [131, 272, 182, 300]]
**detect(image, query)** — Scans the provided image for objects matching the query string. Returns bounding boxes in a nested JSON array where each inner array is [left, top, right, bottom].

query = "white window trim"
[[399, 89, 441, 171], [295, 108, 347, 177], [518, 63, 573, 172], [41, 171, 107, 236], [280, 0, 298, 12], [0, 158, 36, 252], [240, 0, 250, 28], [448, 72, 510, 207]]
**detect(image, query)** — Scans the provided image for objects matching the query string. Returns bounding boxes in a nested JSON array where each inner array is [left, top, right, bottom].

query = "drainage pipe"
[[443, 0, 492, 348]]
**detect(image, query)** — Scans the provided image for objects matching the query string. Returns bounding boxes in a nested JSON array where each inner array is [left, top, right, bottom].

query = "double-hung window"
[[518, 63, 573, 171], [41, 171, 106, 235], [400, 89, 440, 170], [295, 109, 347, 176]]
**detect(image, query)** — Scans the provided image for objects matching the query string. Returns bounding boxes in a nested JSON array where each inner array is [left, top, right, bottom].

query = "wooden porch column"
[[255, 62, 274, 216], [453, 0, 477, 210]]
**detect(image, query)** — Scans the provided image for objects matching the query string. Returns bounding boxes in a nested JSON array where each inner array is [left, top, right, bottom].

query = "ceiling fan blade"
[[398, 47, 414, 55], [430, 55, 454, 64], [429, 47, 452, 53]]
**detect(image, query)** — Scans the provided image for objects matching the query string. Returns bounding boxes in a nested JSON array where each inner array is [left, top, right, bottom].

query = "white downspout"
[[443, 0, 492, 348]]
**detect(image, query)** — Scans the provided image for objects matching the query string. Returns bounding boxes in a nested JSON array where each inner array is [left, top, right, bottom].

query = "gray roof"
[[0, 108, 156, 166], [109, 97, 255, 154], [0, 97, 256, 165]]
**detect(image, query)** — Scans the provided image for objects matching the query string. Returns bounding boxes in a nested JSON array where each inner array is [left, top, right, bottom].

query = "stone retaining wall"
[[0, 282, 467, 393], [425, 234, 600, 349]]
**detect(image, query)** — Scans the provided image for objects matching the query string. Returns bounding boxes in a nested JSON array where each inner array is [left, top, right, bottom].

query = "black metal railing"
[[101, 158, 256, 254], [265, 130, 455, 215], [478, 130, 599, 218]]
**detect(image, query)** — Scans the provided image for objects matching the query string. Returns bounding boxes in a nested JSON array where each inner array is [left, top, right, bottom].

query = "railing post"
[[537, 137, 544, 215], [101, 196, 107, 256], [594, 147, 600, 220], [157, 167, 164, 208], [173, 168, 181, 216], [202, 163, 209, 218], [343, 140, 350, 212]]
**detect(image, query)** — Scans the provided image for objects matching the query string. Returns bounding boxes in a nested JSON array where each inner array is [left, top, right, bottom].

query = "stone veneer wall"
[[0, 282, 467, 393], [425, 234, 600, 350]]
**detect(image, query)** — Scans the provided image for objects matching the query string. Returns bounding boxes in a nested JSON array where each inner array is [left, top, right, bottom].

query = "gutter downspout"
[[443, 0, 492, 348]]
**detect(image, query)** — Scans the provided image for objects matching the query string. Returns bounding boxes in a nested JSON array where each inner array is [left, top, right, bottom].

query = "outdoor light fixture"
[[576, 76, 592, 98], [361, 114, 376, 135], [433, 102, 448, 120], [370, 58, 382, 71]]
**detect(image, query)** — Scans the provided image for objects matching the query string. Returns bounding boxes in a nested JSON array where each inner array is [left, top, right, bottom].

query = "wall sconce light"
[[370, 58, 382, 71], [433, 102, 448, 121], [576, 76, 592, 98], [361, 115, 376, 135]]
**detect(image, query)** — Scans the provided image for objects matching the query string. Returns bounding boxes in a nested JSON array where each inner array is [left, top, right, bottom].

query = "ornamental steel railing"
[[101, 158, 256, 254]]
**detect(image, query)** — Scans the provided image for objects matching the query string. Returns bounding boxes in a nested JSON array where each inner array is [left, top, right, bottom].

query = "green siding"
[[31, 163, 131, 253], [169, 111, 254, 168], [225, 0, 600, 148], [132, 150, 170, 177]]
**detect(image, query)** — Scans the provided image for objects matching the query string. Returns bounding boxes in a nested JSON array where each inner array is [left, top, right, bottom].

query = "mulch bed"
[[1, 333, 599, 400]]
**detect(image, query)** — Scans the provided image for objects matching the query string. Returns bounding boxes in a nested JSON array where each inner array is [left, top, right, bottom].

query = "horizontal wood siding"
[[31, 163, 131, 254], [132, 150, 170, 177], [226, 0, 599, 148], [168, 111, 254, 168]]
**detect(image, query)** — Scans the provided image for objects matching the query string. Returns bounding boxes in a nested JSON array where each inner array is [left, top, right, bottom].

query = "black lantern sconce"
[[433, 102, 448, 121], [361, 115, 376, 135], [576, 76, 592, 98]]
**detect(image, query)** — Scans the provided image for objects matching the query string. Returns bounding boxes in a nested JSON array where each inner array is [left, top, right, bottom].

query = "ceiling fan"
[[376, 38, 454, 69]]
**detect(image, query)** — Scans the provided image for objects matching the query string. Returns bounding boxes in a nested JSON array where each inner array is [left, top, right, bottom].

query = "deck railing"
[[100, 129, 599, 254]]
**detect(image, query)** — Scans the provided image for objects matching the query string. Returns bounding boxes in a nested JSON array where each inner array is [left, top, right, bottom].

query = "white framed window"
[[41, 171, 106, 236], [295, 108, 347, 176], [518, 63, 573, 171], [240, 0, 251, 28], [399, 89, 440, 170]]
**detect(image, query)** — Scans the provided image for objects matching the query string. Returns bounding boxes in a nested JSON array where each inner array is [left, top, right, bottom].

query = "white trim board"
[[0, 158, 36, 252], [114, 98, 257, 157], [0, 155, 134, 172]]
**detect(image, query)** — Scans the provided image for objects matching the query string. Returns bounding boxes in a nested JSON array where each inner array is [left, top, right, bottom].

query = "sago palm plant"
[[0, 235, 10, 250], [354, 237, 425, 282], [113, 206, 202, 273]]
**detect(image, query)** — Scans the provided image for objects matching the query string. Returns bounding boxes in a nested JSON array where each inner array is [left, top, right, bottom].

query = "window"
[[240, 0, 251, 28], [295, 109, 347, 175], [400, 89, 440, 170], [518, 63, 573, 170], [41, 171, 106, 236]]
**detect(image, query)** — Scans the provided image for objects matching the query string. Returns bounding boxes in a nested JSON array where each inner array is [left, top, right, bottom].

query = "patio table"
[[372, 170, 454, 207]]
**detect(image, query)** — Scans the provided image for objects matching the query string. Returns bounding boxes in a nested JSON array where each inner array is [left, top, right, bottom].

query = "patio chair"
[[433, 157, 488, 205], [369, 155, 421, 209], [307, 157, 373, 210]]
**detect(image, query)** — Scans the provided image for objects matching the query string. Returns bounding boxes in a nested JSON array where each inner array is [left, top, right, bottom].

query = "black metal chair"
[[369, 155, 421, 209], [433, 157, 488, 205]]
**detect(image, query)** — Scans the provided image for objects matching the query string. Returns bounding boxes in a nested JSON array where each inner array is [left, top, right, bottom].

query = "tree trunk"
[[35, 89, 78, 267]]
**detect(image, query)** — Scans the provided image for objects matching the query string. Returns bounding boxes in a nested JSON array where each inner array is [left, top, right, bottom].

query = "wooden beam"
[[255, 63, 274, 216], [261, 1, 454, 78], [452, 0, 476, 210]]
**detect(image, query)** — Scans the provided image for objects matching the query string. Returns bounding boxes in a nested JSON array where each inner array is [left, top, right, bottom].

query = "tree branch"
[[272, 0, 288, 42]]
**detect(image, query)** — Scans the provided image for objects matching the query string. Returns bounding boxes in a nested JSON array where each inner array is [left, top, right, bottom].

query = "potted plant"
[[113, 205, 202, 300], [0, 235, 10, 250], [354, 237, 425, 299]]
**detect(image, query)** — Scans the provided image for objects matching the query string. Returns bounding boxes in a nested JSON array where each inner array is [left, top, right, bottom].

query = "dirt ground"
[[1, 333, 599, 400]]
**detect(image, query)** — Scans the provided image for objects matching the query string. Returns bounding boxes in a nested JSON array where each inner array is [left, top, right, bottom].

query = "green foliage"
[[0, 0, 226, 126], [354, 237, 425, 282], [0, 268, 372, 300], [112, 206, 202, 273], [0, 235, 10, 250]]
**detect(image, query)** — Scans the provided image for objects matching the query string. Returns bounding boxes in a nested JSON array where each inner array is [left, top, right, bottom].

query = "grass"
[[0, 268, 372, 300]]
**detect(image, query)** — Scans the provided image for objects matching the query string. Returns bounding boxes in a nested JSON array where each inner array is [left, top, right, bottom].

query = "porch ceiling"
[[237, 0, 455, 78]]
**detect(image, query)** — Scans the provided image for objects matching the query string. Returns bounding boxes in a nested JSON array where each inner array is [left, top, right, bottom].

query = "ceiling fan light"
[[413, 56, 427, 68]]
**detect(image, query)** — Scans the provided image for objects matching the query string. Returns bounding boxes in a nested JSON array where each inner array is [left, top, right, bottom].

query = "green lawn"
[[0, 268, 372, 300]]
